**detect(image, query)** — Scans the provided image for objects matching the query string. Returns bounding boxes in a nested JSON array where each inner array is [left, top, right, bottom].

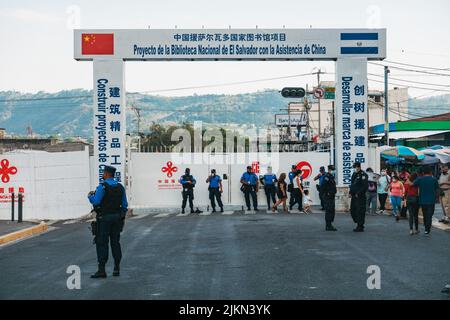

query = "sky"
[[0, 0, 450, 98]]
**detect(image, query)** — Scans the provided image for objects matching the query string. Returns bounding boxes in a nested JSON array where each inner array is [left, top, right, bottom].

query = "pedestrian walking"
[[272, 173, 288, 212], [438, 164, 450, 224], [414, 166, 440, 235], [377, 169, 390, 214], [303, 189, 313, 214], [389, 175, 405, 222], [288, 165, 297, 211], [365, 168, 378, 215], [290, 169, 304, 213], [404, 173, 420, 235]]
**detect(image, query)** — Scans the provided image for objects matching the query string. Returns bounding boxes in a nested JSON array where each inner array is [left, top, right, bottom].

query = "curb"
[[0, 222, 48, 245]]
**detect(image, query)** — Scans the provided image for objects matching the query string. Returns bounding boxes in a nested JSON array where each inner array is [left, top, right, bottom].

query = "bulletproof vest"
[[324, 174, 337, 195], [182, 175, 195, 189], [99, 182, 124, 214]]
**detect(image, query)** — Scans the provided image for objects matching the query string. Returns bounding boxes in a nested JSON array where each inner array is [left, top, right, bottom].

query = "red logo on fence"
[[161, 161, 178, 178], [296, 161, 312, 180], [251, 161, 260, 174], [0, 159, 18, 183]]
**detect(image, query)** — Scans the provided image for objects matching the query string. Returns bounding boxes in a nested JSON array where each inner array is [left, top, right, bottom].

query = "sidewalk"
[[0, 220, 48, 245]]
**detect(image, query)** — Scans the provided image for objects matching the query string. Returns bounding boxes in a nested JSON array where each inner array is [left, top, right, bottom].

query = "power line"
[[383, 60, 450, 72], [0, 72, 319, 102], [0, 95, 91, 103], [368, 78, 450, 92], [369, 62, 450, 77], [368, 73, 450, 88], [128, 72, 318, 94]]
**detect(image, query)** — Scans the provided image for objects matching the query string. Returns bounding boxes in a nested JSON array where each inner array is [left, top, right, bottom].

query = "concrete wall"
[[129, 152, 331, 209], [0, 148, 91, 220]]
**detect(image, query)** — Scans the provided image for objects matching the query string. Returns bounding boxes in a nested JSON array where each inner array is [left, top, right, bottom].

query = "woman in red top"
[[404, 173, 420, 235]]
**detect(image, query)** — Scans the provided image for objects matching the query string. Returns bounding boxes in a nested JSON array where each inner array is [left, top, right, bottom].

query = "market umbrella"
[[381, 146, 425, 161], [421, 149, 450, 164], [420, 145, 450, 155], [420, 154, 440, 165]]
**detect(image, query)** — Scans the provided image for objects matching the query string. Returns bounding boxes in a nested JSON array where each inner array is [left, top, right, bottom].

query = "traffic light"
[[280, 87, 306, 98]]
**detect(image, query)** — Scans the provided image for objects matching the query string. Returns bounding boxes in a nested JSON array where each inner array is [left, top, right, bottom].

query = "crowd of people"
[[177, 162, 449, 235], [342, 163, 448, 235], [85, 163, 449, 279]]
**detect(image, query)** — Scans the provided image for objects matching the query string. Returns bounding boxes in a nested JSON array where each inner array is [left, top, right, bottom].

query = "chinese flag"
[[82, 33, 114, 55]]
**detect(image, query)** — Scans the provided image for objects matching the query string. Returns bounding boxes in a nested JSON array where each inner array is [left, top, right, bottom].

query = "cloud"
[[0, 9, 63, 24]]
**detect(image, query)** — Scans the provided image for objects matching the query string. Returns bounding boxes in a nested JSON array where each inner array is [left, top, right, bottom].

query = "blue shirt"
[[413, 175, 439, 205], [288, 171, 296, 183], [179, 175, 196, 186], [88, 178, 128, 211], [318, 174, 326, 186], [263, 173, 277, 185], [208, 175, 221, 188], [241, 172, 259, 186]]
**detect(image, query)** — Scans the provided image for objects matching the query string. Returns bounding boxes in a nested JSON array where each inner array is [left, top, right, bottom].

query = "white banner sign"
[[93, 59, 126, 184], [335, 58, 368, 186], [275, 113, 307, 126], [74, 29, 386, 61]]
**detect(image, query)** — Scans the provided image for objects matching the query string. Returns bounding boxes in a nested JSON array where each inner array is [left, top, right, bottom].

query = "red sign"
[[0, 159, 18, 183], [313, 87, 324, 99], [82, 33, 114, 55], [251, 161, 260, 174], [161, 161, 178, 178], [296, 161, 313, 180]]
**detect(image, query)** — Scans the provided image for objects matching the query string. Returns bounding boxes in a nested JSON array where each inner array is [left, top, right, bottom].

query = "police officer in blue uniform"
[[314, 166, 326, 210], [261, 166, 277, 210], [350, 162, 369, 232], [322, 165, 337, 231], [88, 165, 128, 278], [179, 168, 196, 214], [206, 169, 223, 213], [240, 166, 259, 211]]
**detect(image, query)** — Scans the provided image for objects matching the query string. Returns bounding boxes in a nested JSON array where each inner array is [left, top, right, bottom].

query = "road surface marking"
[[176, 213, 190, 217], [154, 213, 170, 218], [130, 213, 151, 220]]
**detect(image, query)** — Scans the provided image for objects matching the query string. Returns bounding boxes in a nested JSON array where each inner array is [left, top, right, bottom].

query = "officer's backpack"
[[99, 182, 125, 215]]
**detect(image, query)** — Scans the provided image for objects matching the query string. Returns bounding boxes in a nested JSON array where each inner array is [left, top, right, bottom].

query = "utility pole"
[[313, 68, 325, 137], [130, 104, 142, 136], [384, 66, 390, 146]]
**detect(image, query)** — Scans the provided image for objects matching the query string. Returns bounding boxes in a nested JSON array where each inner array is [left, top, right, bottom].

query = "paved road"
[[1, 210, 449, 300]]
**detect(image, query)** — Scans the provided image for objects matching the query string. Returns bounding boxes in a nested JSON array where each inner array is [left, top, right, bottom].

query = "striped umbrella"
[[421, 149, 450, 164], [381, 146, 425, 161]]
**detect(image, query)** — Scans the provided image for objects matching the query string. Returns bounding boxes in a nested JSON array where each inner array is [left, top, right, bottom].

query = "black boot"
[[353, 225, 364, 232], [326, 225, 337, 231], [91, 264, 107, 278], [181, 208, 185, 214], [113, 262, 120, 277], [220, 207, 224, 213]]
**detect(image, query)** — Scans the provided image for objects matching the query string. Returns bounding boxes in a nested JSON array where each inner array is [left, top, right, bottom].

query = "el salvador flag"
[[340, 33, 379, 54]]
